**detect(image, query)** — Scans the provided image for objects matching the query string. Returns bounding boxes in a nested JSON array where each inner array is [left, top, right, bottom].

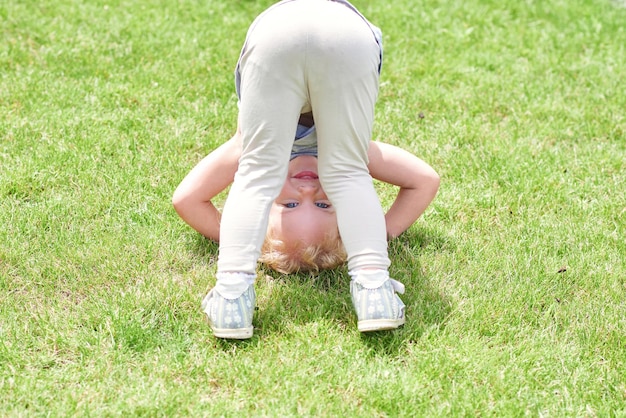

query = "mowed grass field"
[[1, 0, 625, 415]]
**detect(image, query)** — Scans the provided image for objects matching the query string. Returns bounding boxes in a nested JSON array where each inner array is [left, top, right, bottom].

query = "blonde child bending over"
[[172, 0, 439, 339]]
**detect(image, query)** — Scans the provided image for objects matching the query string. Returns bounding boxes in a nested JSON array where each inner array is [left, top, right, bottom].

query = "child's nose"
[[297, 183, 319, 195]]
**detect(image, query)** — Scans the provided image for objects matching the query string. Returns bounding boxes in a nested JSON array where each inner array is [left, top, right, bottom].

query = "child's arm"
[[367, 141, 440, 239], [172, 132, 242, 241]]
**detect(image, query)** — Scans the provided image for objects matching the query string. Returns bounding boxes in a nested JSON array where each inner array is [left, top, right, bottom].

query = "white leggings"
[[218, 0, 390, 274]]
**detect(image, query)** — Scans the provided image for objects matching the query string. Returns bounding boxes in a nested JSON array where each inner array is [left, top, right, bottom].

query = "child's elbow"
[[171, 188, 188, 216], [422, 168, 440, 198], [430, 170, 441, 192]]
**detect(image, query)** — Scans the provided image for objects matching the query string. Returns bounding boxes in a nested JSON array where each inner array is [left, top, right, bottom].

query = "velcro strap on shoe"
[[389, 278, 405, 295]]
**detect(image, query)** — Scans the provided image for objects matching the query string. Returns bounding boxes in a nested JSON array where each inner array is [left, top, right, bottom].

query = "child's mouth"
[[293, 171, 318, 180]]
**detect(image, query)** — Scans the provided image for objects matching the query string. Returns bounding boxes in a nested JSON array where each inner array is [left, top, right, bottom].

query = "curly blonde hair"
[[259, 230, 347, 274]]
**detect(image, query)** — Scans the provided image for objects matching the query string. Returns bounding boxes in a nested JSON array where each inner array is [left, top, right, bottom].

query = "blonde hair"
[[259, 230, 347, 274]]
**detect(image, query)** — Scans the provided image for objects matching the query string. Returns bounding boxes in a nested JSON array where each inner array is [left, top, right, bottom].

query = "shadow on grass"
[[359, 228, 454, 357], [256, 228, 452, 354], [190, 234, 219, 263], [187, 227, 454, 357]]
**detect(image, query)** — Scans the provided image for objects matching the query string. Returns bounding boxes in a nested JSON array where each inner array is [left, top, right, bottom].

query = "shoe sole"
[[204, 316, 253, 339], [210, 325, 253, 339], [358, 318, 405, 333]]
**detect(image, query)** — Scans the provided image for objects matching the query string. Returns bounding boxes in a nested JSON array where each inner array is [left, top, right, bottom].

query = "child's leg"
[[306, 2, 389, 272], [205, 3, 311, 338], [217, 5, 309, 275], [305, 1, 404, 331]]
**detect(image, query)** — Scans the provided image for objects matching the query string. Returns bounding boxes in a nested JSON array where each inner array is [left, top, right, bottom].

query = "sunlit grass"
[[1, 0, 625, 415]]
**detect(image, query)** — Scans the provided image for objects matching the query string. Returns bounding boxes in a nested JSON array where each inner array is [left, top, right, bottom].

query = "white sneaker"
[[201, 285, 255, 339], [350, 271, 406, 332]]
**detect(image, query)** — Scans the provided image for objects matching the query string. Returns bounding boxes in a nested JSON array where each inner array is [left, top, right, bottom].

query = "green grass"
[[1, 0, 625, 415]]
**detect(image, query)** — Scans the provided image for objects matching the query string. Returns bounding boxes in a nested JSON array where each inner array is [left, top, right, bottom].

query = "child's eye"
[[315, 202, 330, 209], [284, 202, 299, 208]]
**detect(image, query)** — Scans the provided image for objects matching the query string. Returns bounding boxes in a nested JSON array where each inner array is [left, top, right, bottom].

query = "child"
[[173, 0, 439, 339]]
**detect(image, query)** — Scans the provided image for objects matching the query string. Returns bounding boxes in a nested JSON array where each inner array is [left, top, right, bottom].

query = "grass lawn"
[[1, 0, 625, 415]]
